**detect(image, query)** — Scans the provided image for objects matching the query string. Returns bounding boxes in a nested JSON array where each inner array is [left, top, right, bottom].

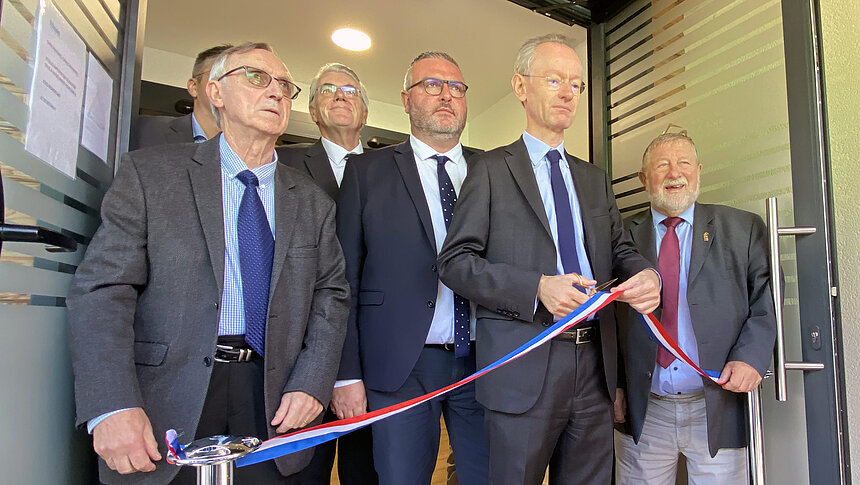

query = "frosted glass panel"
[[607, 1, 809, 483]]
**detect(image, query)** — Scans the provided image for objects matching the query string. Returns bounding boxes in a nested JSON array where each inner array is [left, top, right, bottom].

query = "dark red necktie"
[[657, 217, 682, 368]]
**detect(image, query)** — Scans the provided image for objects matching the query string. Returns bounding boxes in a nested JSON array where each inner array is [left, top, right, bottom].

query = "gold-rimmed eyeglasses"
[[406, 78, 469, 98], [218, 65, 302, 100], [521, 74, 586, 94]]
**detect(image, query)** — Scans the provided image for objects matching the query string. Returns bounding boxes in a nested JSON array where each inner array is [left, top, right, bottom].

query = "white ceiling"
[[142, 0, 588, 117]]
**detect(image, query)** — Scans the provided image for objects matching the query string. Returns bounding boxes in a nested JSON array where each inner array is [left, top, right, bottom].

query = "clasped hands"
[[538, 269, 661, 318], [93, 390, 322, 475]]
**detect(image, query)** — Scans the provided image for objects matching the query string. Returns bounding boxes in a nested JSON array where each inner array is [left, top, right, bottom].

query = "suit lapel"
[[168, 114, 193, 143], [688, 203, 714, 285], [628, 209, 661, 319], [188, 138, 226, 295], [304, 140, 339, 200], [393, 142, 437, 251], [505, 138, 552, 237], [270, 165, 299, 296]]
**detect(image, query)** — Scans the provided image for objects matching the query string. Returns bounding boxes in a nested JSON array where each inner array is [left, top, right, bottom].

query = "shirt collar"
[[523, 130, 565, 168], [320, 136, 363, 166], [410, 135, 463, 165], [218, 134, 278, 186], [191, 113, 207, 142], [651, 202, 696, 229]]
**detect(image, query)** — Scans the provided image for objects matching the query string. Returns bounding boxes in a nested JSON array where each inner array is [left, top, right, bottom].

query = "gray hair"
[[641, 133, 699, 170], [514, 34, 578, 75], [308, 63, 369, 111], [403, 51, 460, 91], [208, 42, 278, 125]]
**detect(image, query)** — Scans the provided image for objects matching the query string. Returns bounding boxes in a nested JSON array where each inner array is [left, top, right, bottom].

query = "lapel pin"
[[703, 232, 710, 242]]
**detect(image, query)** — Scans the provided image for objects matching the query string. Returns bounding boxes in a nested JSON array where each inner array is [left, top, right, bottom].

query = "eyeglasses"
[[317, 83, 361, 98], [218, 65, 302, 100], [406, 78, 469, 98], [661, 123, 688, 136], [522, 74, 586, 94]]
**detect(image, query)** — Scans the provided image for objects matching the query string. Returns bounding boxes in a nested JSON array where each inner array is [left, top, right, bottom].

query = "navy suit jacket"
[[336, 141, 474, 391], [129, 113, 194, 150], [278, 140, 340, 201]]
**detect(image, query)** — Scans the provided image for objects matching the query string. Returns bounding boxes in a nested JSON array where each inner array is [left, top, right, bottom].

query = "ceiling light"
[[332, 28, 371, 51]]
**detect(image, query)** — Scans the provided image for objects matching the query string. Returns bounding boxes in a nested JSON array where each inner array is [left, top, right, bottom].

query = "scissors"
[[587, 278, 618, 296]]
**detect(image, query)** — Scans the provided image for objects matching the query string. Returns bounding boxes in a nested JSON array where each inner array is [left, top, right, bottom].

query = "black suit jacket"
[[129, 114, 194, 150], [336, 141, 475, 391], [278, 140, 340, 201], [616, 203, 776, 456], [438, 137, 652, 414]]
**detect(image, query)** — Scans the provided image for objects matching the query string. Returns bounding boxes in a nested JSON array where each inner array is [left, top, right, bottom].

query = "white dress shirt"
[[319, 136, 363, 186]]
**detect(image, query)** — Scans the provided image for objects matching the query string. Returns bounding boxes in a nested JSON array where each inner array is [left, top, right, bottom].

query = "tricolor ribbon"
[[164, 289, 721, 467]]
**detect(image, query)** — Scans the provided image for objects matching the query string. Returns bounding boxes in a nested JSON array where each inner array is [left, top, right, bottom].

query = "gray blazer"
[[67, 138, 350, 483], [616, 203, 776, 456], [129, 113, 194, 150], [438, 137, 652, 413]]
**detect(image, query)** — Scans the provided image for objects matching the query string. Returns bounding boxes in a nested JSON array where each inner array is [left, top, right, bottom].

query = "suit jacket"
[[278, 140, 340, 201], [437, 137, 652, 414], [336, 141, 475, 391], [616, 203, 776, 456], [67, 138, 350, 484], [129, 113, 194, 150]]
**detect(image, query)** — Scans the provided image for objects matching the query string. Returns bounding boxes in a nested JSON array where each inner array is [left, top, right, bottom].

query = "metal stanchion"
[[169, 435, 261, 485]]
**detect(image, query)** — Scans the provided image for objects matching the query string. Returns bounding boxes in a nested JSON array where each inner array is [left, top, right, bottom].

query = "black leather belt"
[[555, 325, 598, 344], [425, 343, 456, 351], [214, 344, 261, 363]]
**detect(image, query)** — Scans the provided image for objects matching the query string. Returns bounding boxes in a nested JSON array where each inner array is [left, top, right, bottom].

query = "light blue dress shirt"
[[191, 113, 207, 143], [650, 203, 703, 395], [319, 137, 363, 186], [410, 136, 477, 345], [88, 135, 278, 433]]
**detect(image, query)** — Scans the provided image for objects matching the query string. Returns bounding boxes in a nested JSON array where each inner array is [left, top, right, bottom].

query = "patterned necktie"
[[657, 216, 683, 368], [546, 150, 582, 275], [432, 155, 471, 358], [235, 170, 274, 356]]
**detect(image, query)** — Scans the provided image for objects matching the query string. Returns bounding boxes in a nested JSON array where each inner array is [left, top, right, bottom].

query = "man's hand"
[[92, 408, 161, 474], [331, 381, 368, 419], [612, 269, 660, 314], [537, 273, 597, 317], [717, 361, 762, 393], [271, 391, 324, 433], [614, 388, 627, 424]]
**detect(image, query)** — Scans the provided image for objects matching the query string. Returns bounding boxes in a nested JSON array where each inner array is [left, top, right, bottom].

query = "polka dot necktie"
[[432, 155, 471, 358], [235, 170, 274, 356]]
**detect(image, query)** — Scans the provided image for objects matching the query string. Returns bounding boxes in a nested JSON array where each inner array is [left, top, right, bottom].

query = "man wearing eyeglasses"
[[68, 42, 350, 484], [613, 131, 775, 484], [337, 52, 489, 485], [438, 34, 660, 484], [279, 63, 378, 485], [130, 44, 232, 150]]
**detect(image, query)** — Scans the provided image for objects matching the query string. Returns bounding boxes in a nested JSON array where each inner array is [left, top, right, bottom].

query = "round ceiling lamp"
[[331, 28, 372, 51]]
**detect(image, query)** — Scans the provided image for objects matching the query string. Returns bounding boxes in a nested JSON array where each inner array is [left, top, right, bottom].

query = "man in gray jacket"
[[67, 42, 349, 484]]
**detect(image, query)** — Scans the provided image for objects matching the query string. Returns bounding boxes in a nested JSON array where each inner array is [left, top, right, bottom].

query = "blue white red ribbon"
[[164, 289, 721, 467]]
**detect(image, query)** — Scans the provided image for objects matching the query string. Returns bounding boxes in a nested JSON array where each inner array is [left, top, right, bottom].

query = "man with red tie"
[[614, 131, 777, 484]]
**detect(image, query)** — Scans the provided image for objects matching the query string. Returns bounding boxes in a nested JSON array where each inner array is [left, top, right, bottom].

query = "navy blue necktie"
[[547, 150, 582, 275], [236, 170, 274, 356], [433, 155, 471, 358]]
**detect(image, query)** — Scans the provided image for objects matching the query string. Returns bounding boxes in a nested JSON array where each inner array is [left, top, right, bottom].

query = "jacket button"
[[203, 356, 213, 367], [431, 264, 437, 272], [647, 371, 652, 378], [427, 300, 435, 308], [542, 322, 550, 327]]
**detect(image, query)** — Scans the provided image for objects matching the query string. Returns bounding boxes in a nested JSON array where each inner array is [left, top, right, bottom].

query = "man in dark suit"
[[129, 44, 232, 150], [280, 63, 368, 202], [337, 52, 489, 485], [280, 63, 377, 485], [437, 34, 660, 484], [67, 42, 349, 484], [613, 132, 776, 484]]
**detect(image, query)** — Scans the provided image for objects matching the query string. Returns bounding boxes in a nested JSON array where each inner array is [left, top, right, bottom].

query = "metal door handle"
[[765, 197, 823, 402]]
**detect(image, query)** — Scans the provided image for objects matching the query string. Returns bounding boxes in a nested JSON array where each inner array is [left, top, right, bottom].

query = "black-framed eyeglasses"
[[406, 78, 468, 98], [218, 65, 302, 100], [521, 74, 586, 94], [317, 83, 361, 98]]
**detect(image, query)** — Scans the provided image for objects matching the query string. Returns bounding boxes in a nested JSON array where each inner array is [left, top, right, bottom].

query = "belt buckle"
[[214, 344, 254, 363], [442, 343, 454, 351], [575, 327, 594, 344]]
